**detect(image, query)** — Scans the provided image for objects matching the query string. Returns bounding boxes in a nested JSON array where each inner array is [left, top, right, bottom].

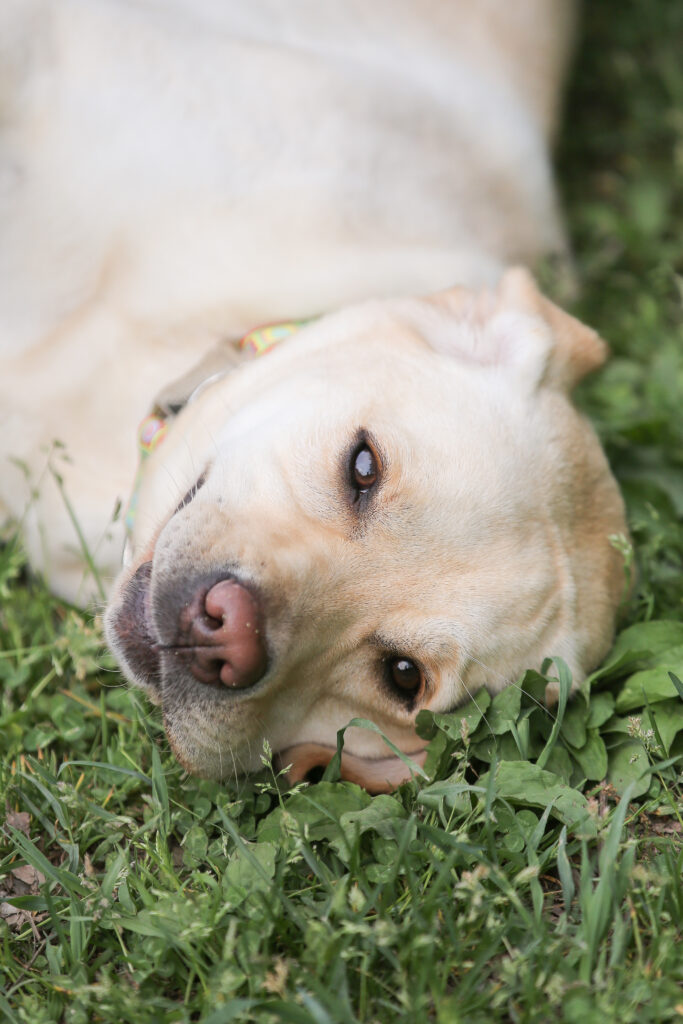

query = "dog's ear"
[[497, 267, 608, 389], [423, 267, 607, 392]]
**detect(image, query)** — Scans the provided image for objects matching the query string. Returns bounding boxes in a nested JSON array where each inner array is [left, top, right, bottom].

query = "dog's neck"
[[153, 320, 311, 419]]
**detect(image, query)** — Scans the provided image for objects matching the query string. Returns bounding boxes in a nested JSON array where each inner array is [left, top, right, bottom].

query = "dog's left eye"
[[385, 656, 424, 704], [175, 472, 206, 514], [350, 442, 379, 496]]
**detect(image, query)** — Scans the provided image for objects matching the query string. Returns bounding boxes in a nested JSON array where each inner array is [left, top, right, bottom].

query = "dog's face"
[[105, 270, 627, 791]]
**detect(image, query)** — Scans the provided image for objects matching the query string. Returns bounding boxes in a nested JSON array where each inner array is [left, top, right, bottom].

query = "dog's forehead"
[[136, 305, 577, 553], [216, 309, 554, 460]]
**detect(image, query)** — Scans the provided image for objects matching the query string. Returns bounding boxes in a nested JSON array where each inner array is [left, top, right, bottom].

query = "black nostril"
[[201, 610, 223, 632], [184, 648, 225, 686], [303, 765, 326, 785]]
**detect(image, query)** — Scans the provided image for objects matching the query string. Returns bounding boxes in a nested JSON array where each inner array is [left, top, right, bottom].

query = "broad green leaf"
[[613, 621, 683, 658], [503, 830, 524, 853], [339, 795, 408, 839], [486, 686, 522, 735], [417, 778, 485, 818], [331, 798, 413, 859], [257, 782, 371, 844], [600, 714, 633, 736], [22, 725, 59, 750], [608, 741, 650, 797], [650, 699, 683, 753], [670, 671, 683, 700], [590, 621, 683, 686], [478, 761, 596, 836], [111, 914, 169, 940], [586, 692, 615, 729], [541, 745, 574, 784], [609, 706, 683, 757], [203, 1001, 259, 1024], [470, 736, 497, 764], [515, 809, 539, 836], [560, 702, 588, 749], [368, 836, 404, 883], [416, 689, 491, 743], [222, 842, 276, 903], [615, 657, 683, 712], [418, 779, 484, 805], [469, 732, 524, 765], [421, 727, 452, 780], [569, 728, 608, 781], [519, 668, 550, 706], [182, 824, 209, 868]]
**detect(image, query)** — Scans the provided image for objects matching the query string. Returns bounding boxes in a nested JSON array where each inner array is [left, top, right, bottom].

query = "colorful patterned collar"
[[124, 319, 310, 536]]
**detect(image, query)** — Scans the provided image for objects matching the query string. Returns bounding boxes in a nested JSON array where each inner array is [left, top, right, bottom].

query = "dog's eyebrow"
[[368, 626, 461, 661]]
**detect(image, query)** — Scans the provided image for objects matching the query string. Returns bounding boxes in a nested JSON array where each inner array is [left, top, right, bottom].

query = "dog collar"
[[124, 319, 310, 536]]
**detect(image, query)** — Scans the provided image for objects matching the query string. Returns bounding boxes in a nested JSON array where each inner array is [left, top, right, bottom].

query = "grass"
[[1, 0, 683, 1020]]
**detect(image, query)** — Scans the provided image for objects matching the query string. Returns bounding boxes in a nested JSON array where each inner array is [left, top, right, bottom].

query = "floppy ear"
[[497, 267, 608, 390], [423, 267, 608, 392]]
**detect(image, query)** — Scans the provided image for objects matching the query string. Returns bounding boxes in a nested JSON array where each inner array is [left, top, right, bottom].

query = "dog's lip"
[[107, 560, 163, 691], [276, 741, 428, 793]]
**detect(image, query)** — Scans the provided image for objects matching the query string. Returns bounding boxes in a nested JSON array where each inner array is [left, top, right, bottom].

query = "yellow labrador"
[[0, 0, 627, 790]]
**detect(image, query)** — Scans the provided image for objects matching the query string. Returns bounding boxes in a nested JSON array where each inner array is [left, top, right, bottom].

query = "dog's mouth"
[[276, 742, 428, 794], [108, 561, 163, 693]]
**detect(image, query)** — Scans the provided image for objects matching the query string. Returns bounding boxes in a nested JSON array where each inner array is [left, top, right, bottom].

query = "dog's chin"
[[104, 561, 162, 698]]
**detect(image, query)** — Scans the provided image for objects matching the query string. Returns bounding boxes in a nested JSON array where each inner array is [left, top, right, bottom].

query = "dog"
[[0, 0, 627, 791]]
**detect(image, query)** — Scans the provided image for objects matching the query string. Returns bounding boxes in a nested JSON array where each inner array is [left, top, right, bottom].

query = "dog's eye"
[[175, 473, 206, 514], [351, 443, 379, 495], [386, 656, 423, 702]]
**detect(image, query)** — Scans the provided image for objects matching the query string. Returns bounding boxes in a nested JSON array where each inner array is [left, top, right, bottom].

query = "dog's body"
[[0, 1, 627, 789]]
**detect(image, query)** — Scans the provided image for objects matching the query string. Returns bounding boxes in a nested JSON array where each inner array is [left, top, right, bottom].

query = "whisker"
[[451, 663, 497, 741], [466, 652, 558, 725]]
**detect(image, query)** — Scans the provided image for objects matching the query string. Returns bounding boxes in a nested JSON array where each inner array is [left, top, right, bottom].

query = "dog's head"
[[104, 269, 627, 791]]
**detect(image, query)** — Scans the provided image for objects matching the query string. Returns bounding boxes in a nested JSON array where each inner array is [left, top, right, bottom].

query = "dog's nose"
[[179, 579, 267, 689]]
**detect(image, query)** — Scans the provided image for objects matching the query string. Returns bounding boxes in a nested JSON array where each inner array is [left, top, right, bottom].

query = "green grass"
[[1, 1, 683, 1020]]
